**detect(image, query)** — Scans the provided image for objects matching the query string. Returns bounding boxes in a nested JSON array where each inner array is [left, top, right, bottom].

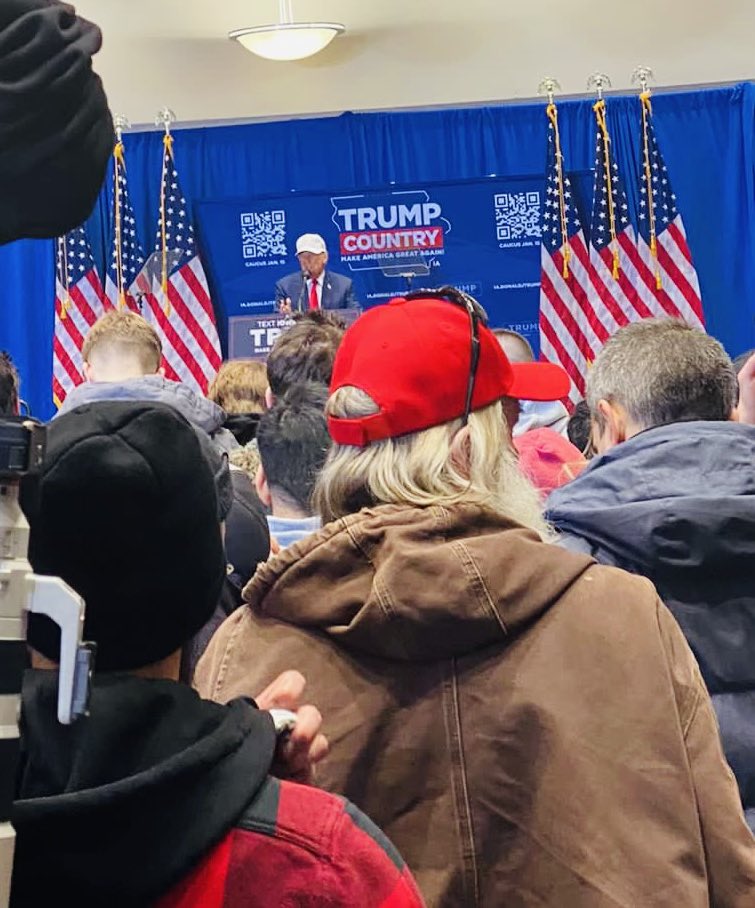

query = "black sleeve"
[[0, 0, 114, 244], [182, 472, 271, 683], [224, 470, 271, 592]]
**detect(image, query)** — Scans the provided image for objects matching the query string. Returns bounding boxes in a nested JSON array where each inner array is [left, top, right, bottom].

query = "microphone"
[[296, 269, 309, 313]]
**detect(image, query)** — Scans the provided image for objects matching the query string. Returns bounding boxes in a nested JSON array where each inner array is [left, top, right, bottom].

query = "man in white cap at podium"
[[276, 233, 357, 313]]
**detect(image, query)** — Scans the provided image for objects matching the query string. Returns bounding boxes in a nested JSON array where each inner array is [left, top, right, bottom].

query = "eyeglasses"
[[404, 286, 489, 427]]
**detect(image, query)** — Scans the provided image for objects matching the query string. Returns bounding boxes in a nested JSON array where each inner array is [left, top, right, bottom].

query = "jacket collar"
[[56, 374, 226, 435], [546, 420, 755, 574], [244, 503, 593, 661]]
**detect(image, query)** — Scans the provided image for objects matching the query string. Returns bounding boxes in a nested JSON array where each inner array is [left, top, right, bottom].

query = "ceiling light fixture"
[[229, 0, 345, 62]]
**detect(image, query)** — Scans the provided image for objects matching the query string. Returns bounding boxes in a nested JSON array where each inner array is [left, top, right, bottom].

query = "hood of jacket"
[[12, 671, 275, 907], [546, 421, 755, 581], [243, 503, 594, 662], [514, 400, 570, 437], [57, 375, 228, 438]]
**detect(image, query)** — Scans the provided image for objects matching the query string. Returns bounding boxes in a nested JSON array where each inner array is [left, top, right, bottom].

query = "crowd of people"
[[3, 1, 755, 905], [0, 292, 753, 907]]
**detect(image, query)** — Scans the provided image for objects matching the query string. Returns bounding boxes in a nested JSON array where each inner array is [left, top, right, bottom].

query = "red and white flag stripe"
[[637, 219, 704, 329], [540, 235, 596, 402], [142, 258, 222, 394], [53, 263, 111, 407]]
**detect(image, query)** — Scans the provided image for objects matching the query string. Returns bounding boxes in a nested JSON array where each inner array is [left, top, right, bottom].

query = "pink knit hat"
[[514, 428, 586, 500]]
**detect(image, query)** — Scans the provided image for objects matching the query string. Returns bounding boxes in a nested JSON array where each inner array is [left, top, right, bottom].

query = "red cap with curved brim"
[[328, 296, 570, 447]]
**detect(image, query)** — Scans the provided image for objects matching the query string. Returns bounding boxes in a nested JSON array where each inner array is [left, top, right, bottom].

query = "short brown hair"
[[208, 360, 267, 414], [82, 311, 162, 373], [267, 311, 346, 397]]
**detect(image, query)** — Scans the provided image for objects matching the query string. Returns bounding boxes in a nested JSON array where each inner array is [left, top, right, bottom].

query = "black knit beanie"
[[20, 401, 226, 671], [0, 0, 114, 244]]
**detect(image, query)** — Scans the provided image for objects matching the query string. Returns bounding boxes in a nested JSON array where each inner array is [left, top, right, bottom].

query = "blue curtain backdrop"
[[1, 82, 753, 419]]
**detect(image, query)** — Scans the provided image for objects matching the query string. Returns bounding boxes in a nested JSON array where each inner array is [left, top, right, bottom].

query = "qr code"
[[241, 210, 287, 259], [494, 192, 542, 241]]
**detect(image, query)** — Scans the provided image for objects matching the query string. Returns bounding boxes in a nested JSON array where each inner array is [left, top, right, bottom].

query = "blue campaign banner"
[[195, 175, 590, 354]]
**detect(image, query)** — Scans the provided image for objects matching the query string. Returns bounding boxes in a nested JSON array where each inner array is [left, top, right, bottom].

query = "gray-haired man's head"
[[587, 318, 737, 454]]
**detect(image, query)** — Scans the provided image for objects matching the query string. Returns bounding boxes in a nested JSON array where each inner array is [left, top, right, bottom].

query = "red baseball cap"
[[328, 296, 570, 447]]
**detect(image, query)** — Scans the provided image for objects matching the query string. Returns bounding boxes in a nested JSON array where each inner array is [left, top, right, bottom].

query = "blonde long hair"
[[315, 386, 551, 540]]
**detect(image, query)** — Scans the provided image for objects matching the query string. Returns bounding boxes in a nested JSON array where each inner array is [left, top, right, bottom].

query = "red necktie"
[[308, 279, 319, 310]]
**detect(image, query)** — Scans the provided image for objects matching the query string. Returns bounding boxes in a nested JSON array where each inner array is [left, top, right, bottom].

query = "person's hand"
[[279, 297, 293, 315], [737, 353, 755, 425], [255, 670, 329, 785]]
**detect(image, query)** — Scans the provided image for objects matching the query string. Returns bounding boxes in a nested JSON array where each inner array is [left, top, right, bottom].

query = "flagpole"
[[538, 78, 571, 279], [156, 108, 177, 316], [113, 115, 131, 308], [57, 237, 70, 320], [587, 72, 621, 280], [632, 66, 662, 290]]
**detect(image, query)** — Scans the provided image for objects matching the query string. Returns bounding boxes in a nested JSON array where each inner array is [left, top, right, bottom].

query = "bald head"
[[494, 329, 534, 365]]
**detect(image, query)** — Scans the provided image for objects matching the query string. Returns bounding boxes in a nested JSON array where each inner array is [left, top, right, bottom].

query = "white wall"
[[78, 0, 754, 126]]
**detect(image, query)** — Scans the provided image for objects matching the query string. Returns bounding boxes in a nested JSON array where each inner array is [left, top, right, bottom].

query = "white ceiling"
[[76, 0, 755, 127]]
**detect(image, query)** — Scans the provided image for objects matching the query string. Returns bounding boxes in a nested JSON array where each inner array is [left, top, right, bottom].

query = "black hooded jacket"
[[11, 672, 424, 908], [11, 671, 276, 907]]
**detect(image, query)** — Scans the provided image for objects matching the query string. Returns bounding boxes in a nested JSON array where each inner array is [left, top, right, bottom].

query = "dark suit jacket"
[[275, 270, 357, 311]]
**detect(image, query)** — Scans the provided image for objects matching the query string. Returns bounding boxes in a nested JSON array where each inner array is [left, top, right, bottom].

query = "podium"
[[228, 308, 361, 360]]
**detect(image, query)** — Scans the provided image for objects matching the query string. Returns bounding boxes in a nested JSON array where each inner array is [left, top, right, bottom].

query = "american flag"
[[141, 136, 222, 392], [636, 95, 704, 328], [104, 143, 147, 311], [53, 227, 110, 407], [539, 99, 704, 405], [539, 105, 600, 403], [589, 100, 656, 331]]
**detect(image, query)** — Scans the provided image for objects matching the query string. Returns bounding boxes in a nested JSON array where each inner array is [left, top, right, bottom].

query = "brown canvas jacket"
[[196, 503, 755, 907]]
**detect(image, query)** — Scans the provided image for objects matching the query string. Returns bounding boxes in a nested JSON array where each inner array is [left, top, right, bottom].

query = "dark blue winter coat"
[[546, 420, 755, 830]]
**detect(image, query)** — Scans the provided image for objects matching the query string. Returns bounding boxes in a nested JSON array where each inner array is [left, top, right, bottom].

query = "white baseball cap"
[[296, 233, 327, 255]]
